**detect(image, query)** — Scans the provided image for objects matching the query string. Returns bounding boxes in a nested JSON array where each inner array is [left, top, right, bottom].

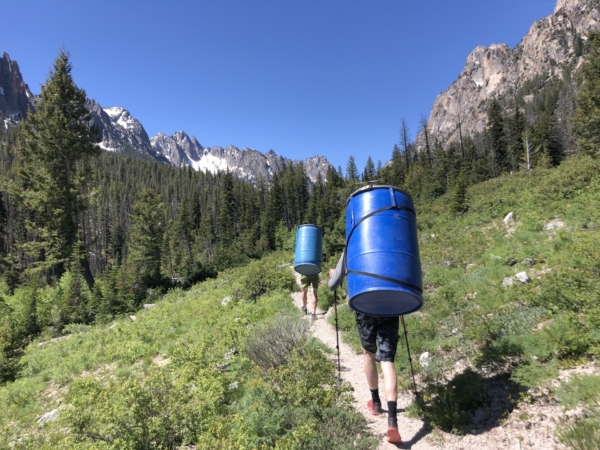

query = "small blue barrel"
[[294, 224, 323, 275], [345, 185, 423, 317]]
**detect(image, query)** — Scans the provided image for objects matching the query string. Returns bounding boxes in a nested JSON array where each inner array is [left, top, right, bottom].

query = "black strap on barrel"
[[347, 269, 423, 293], [345, 186, 420, 292]]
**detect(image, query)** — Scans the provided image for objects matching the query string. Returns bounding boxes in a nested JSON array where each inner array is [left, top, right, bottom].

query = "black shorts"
[[355, 313, 399, 362]]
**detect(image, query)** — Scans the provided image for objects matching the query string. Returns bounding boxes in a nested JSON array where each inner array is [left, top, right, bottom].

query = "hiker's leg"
[[302, 288, 308, 309], [377, 317, 400, 402], [380, 361, 398, 402], [363, 349, 379, 390], [311, 287, 318, 314]]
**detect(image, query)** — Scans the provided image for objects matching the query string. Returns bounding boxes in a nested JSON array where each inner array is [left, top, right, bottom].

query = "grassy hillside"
[[3, 155, 600, 449], [329, 155, 600, 441], [0, 252, 377, 449]]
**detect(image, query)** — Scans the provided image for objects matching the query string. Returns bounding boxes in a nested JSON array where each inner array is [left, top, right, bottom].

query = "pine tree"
[[399, 119, 412, 171], [60, 242, 92, 325], [451, 170, 468, 214], [363, 156, 376, 181], [487, 98, 508, 175], [547, 109, 566, 165], [305, 173, 323, 224], [419, 115, 433, 168], [573, 31, 600, 157], [217, 171, 237, 246], [127, 189, 165, 290], [264, 173, 283, 250], [390, 144, 404, 186], [290, 162, 309, 226], [16, 50, 100, 284], [346, 155, 359, 182], [508, 106, 525, 171], [197, 207, 216, 261], [0, 192, 6, 272]]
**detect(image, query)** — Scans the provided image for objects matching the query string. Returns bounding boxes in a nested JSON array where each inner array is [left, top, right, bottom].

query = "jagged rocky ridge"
[[0, 53, 36, 126], [86, 101, 168, 163], [1, 54, 331, 184], [422, 0, 600, 146], [150, 130, 331, 184]]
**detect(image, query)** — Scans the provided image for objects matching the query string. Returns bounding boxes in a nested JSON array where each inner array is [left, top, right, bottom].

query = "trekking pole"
[[401, 315, 418, 397], [334, 289, 341, 386]]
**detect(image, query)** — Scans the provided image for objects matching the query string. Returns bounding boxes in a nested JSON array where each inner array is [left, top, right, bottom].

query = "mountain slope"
[[150, 130, 332, 184], [424, 0, 600, 145], [0, 52, 36, 124], [86, 100, 167, 162]]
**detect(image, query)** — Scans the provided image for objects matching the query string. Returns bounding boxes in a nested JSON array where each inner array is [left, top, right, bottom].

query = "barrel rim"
[[296, 223, 324, 231], [346, 185, 414, 205], [348, 289, 424, 317]]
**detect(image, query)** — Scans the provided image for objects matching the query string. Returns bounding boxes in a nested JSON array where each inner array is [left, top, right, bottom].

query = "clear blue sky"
[[3, 0, 556, 173]]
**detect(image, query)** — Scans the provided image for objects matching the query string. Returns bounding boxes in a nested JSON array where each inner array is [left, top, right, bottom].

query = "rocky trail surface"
[[290, 272, 578, 449]]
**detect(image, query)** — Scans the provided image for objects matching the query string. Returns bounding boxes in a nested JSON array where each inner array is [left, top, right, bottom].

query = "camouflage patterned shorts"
[[355, 313, 399, 362]]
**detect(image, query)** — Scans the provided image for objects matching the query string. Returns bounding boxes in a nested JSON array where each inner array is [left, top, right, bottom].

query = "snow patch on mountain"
[[98, 141, 118, 152], [103, 106, 137, 130], [192, 152, 229, 174]]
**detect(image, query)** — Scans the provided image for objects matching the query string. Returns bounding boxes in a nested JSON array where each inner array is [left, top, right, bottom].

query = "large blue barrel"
[[345, 185, 422, 317], [294, 224, 323, 275]]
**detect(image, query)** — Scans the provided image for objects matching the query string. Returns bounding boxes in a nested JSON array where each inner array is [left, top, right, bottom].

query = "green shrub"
[[558, 409, 600, 450], [64, 359, 225, 448], [510, 359, 559, 388], [317, 282, 335, 310], [241, 259, 296, 301], [557, 375, 600, 409], [245, 313, 308, 370], [266, 342, 353, 408], [299, 406, 380, 450]]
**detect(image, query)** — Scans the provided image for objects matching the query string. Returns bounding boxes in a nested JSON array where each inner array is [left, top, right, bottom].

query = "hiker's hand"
[[329, 269, 334, 278]]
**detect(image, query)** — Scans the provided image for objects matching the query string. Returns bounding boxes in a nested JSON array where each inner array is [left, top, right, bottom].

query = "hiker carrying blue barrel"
[[300, 273, 319, 318], [293, 224, 324, 319], [328, 185, 424, 445]]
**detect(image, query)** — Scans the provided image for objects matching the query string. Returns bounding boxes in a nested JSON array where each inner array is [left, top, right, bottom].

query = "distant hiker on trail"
[[328, 252, 402, 444], [300, 274, 319, 319], [294, 224, 324, 319]]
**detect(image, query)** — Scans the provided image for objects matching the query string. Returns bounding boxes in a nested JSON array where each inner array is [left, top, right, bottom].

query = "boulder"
[[544, 219, 565, 231], [515, 272, 530, 283], [37, 409, 60, 424]]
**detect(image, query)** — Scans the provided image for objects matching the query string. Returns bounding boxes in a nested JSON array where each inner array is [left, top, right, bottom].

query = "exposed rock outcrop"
[[150, 131, 331, 184], [424, 0, 600, 146], [87, 101, 167, 162], [0, 53, 36, 124], [150, 131, 203, 168]]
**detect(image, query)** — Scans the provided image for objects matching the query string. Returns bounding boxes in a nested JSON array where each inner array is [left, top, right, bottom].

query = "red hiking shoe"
[[367, 399, 382, 416], [387, 417, 402, 443]]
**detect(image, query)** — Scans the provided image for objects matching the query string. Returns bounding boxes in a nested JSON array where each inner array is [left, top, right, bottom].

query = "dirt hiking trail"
[[291, 273, 430, 450], [290, 272, 570, 449]]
